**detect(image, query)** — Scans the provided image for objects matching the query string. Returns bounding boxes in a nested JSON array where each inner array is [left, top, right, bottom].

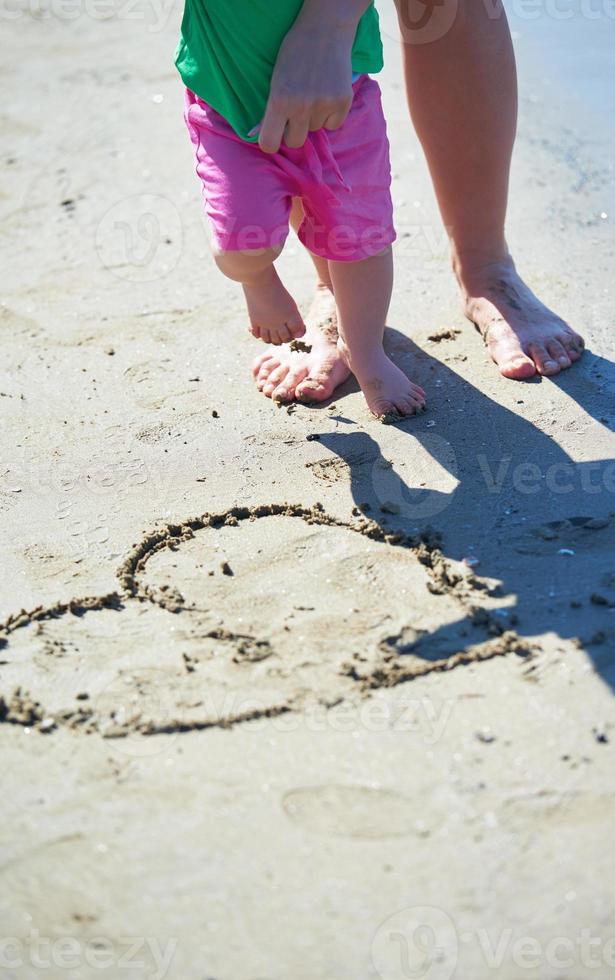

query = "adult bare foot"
[[459, 256, 585, 380], [252, 284, 350, 402]]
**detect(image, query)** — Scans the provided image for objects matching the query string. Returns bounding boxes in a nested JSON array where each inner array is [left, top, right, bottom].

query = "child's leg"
[[214, 245, 305, 346], [253, 199, 351, 401], [329, 247, 426, 418], [184, 93, 305, 347], [289, 198, 333, 291]]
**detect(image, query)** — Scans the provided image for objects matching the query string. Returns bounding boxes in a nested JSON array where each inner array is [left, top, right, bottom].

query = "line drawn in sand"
[[0, 503, 533, 742]]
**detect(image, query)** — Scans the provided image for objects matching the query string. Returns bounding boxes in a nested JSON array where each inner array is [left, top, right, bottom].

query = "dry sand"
[[1, 2, 615, 979]]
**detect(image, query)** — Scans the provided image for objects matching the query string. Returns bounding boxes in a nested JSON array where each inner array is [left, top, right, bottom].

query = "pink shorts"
[[184, 75, 396, 263]]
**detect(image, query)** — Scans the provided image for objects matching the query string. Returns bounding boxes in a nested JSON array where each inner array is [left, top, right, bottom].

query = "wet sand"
[[1, 2, 615, 978]]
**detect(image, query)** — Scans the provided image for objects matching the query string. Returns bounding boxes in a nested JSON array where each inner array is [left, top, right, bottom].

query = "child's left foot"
[[339, 342, 426, 418]]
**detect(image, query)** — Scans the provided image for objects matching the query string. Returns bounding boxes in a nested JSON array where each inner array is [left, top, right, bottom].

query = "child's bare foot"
[[243, 266, 306, 346], [339, 342, 426, 418], [252, 285, 350, 401]]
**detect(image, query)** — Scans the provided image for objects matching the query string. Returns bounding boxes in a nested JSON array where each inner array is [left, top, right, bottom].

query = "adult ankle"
[[451, 244, 514, 294]]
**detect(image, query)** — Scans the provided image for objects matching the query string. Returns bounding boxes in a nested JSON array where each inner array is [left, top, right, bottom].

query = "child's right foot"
[[243, 266, 306, 346], [339, 343, 426, 418]]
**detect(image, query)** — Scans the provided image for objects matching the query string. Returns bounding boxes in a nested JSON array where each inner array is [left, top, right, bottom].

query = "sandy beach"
[[1, 1, 615, 977]]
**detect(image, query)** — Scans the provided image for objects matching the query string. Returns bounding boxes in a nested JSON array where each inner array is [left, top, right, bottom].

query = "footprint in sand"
[[0, 835, 174, 975], [0, 834, 102, 937], [282, 784, 441, 839], [122, 360, 200, 410]]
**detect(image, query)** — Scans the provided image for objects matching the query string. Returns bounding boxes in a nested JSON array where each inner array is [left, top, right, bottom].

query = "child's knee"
[[213, 245, 281, 284]]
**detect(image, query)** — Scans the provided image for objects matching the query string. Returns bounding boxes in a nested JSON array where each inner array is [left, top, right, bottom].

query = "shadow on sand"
[[315, 331, 615, 690]]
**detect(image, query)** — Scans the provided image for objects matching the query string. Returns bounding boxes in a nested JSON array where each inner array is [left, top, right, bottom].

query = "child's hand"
[[255, 0, 369, 153]]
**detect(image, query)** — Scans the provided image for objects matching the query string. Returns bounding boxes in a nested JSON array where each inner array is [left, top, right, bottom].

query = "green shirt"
[[175, 1, 383, 142]]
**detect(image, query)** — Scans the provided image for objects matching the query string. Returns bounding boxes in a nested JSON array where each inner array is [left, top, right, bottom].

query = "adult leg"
[[396, 0, 584, 378]]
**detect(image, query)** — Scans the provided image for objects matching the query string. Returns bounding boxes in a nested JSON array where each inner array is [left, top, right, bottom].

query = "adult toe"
[[490, 340, 536, 379], [528, 343, 560, 376], [257, 367, 281, 391], [273, 366, 309, 402], [252, 352, 277, 378], [296, 373, 335, 402], [547, 339, 571, 369], [487, 333, 536, 379], [562, 331, 585, 361], [263, 365, 290, 395], [256, 357, 280, 382]]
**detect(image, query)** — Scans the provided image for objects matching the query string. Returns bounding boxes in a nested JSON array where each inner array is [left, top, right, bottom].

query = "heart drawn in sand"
[[0, 504, 531, 747]]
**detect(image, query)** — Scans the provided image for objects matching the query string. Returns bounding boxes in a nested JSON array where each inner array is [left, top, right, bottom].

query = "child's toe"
[[389, 399, 410, 416], [288, 316, 306, 339], [270, 323, 291, 344], [405, 399, 422, 415]]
